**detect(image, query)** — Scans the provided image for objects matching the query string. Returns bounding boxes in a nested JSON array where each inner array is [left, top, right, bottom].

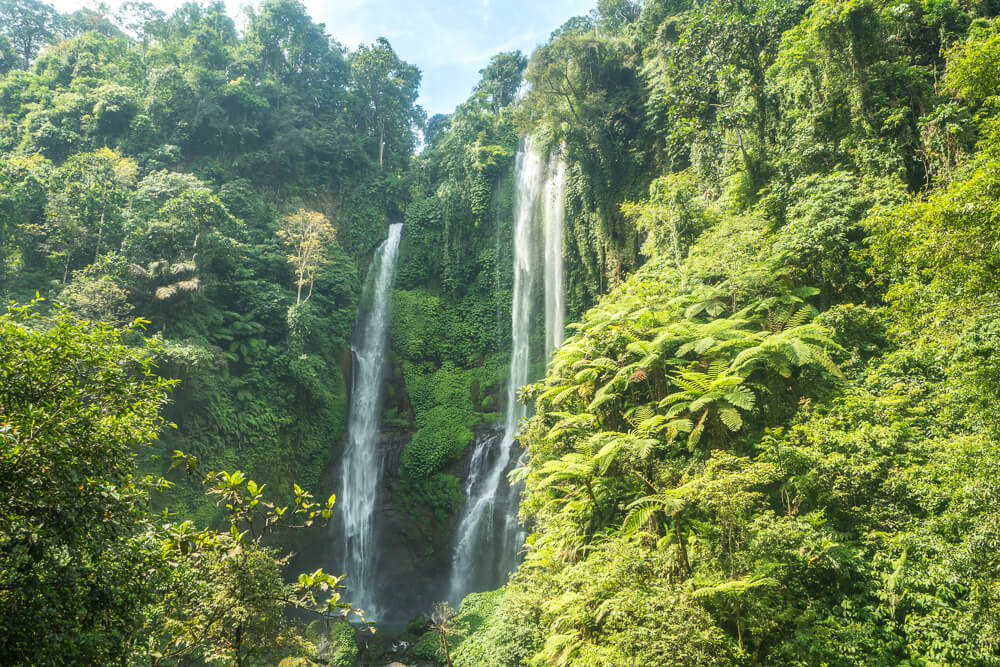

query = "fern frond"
[[626, 340, 654, 358], [791, 285, 821, 300], [665, 418, 693, 440], [670, 372, 711, 393], [588, 385, 620, 412], [539, 384, 573, 403], [719, 406, 743, 431], [661, 400, 690, 419], [692, 576, 781, 599], [508, 465, 530, 484], [693, 336, 716, 355], [594, 439, 621, 475], [688, 391, 720, 415], [589, 357, 619, 371], [723, 386, 755, 411], [787, 304, 816, 329], [687, 409, 708, 451], [623, 503, 660, 535], [707, 357, 727, 381], [551, 385, 580, 406], [626, 404, 656, 427]]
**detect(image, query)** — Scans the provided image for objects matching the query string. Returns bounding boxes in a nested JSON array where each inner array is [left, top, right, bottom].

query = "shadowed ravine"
[[316, 140, 568, 631]]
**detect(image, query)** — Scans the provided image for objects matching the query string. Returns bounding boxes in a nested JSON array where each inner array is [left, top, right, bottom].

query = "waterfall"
[[446, 425, 508, 601], [337, 222, 403, 619], [544, 156, 567, 353], [448, 137, 566, 604]]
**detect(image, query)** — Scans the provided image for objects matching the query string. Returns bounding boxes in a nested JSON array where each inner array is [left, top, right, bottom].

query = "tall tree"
[[472, 50, 528, 113], [0, 0, 57, 67], [277, 208, 338, 305], [594, 0, 642, 35], [348, 37, 421, 167], [115, 0, 166, 49], [0, 303, 172, 663], [0, 34, 17, 74], [44, 148, 137, 281]]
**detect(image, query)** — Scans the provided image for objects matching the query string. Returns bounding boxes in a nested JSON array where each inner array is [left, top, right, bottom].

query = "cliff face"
[[370, 427, 450, 632]]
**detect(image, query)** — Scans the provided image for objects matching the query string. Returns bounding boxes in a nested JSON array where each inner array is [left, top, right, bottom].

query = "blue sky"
[[315, 0, 595, 116], [49, 0, 596, 116]]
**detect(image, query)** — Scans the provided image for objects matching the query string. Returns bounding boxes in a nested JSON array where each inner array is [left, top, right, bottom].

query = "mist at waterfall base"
[[295, 140, 566, 633]]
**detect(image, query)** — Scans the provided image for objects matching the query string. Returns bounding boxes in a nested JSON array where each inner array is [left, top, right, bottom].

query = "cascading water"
[[337, 223, 403, 619], [446, 425, 508, 601], [448, 137, 567, 604], [543, 156, 567, 353]]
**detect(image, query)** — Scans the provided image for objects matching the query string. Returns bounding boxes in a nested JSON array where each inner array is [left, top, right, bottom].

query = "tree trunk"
[[94, 209, 106, 264], [673, 511, 691, 576], [441, 631, 453, 667], [378, 124, 385, 167]]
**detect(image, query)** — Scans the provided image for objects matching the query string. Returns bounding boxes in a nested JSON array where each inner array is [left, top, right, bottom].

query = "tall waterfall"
[[448, 137, 567, 604], [543, 157, 567, 353], [337, 223, 403, 619]]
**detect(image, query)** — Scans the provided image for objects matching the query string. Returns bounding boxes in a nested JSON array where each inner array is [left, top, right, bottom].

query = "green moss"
[[413, 628, 446, 663], [389, 286, 505, 541], [401, 409, 474, 479], [398, 472, 464, 531]]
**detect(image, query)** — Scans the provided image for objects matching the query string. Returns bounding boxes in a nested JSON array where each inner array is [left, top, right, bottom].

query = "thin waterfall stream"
[[448, 137, 567, 605], [336, 222, 403, 620], [544, 156, 567, 353]]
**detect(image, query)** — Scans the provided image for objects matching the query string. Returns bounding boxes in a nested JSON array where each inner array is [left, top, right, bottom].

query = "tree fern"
[[688, 409, 708, 450], [719, 407, 743, 431], [691, 576, 780, 599], [731, 322, 844, 379], [660, 366, 755, 449], [623, 493, 683, 535], [551, 385, 580, 406]]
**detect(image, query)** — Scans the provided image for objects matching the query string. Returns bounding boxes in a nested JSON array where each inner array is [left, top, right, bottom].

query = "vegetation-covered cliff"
[[0, 0, 424, 524]]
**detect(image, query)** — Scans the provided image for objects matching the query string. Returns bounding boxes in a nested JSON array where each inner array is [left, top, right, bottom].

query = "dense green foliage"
[[8, 0, 1000, 663], [0, 303, 171, 662], [0, 0, 424, 519], [431, 2, 1000, 665], [0, 304, 358, 665]]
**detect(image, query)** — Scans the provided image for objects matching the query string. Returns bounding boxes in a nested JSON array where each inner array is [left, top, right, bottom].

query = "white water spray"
[[337, 223, 403, 619]]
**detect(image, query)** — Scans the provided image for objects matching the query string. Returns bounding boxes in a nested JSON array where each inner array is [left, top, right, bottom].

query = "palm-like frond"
[[687, 409, 708, 450], [731, 322, 844, 379], [548, 413, 598, 440], [692, 576, 781, 599], [623, 493, 683, 534], [723, 386, 755, 411]]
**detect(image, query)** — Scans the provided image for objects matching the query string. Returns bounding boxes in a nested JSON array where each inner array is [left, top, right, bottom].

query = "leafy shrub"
[[330, 621, 359, 667]]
